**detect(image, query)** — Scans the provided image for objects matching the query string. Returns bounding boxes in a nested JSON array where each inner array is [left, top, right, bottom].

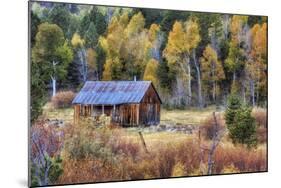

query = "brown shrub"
[[156, 144, 177, 178], [57, 158, 125, 184], [172, 162, 186, 177], [201, 113, 225, 140], [252, 107, 267, 128], [51, 91, 76, 108], [175, 140, 201, 175], [213, 145, 267, 174], [221, 164, 240, 174], [58, 119, 267, 183], [123, 154, 160, 180], [108, 138, 140, 158], [257, 127, 267, 143]]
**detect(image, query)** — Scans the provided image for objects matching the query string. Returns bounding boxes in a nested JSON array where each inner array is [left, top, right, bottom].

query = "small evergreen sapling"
[[231, 106, 257, 147], [225, 95, 257, 148], [225, 94, 241, 127]]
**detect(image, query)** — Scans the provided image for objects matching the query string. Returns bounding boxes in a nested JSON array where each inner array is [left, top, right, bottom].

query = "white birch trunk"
[[51, 61, 59, 97], [213, 81, 216, 102], [186, 57, 192, 105], [250, 79, 255, 106], [51, 76, 56, 97], [192, 50, 203, 108], [79, 48, 88, 82], [211, 62, 216, 103]]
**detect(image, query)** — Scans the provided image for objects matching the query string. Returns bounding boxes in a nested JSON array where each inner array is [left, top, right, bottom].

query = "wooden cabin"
[[72, 81, 162, 126]]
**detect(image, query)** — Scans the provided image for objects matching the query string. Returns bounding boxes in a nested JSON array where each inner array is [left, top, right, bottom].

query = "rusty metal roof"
[[72, 81, 160, 105]]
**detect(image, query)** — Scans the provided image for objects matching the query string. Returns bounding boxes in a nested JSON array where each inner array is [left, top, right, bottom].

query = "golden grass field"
[[43, 102, 219, 126], [160, 106, 219, 125]]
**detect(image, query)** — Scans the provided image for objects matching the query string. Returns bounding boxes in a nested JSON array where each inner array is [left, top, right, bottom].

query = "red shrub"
[[156, 144, 177, 178], [31, 120, 64, 158], [213, 145, 267, 174], [175, 140, 201, 175], [51, 91, 76, 108], [257, 127, 267, 143], [109, 138, 140, 158], [201, 113, 225, 140]]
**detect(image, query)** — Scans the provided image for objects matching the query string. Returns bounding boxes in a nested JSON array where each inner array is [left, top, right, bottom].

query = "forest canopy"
[[30, 2, 267, 121]]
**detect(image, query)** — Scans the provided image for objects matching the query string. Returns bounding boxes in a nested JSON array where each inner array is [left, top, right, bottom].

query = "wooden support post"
[[113, 105, 116, 122], [138, 131, 149, 153], [136, 104, 139, 125], [74, 105, 80, 124], [73, 105, 76, 124], [102, 105, 104, 115]]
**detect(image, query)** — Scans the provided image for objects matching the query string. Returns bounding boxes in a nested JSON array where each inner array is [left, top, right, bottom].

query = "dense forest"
[[30, 2, 268, 186], [30, 2, 267, 120]]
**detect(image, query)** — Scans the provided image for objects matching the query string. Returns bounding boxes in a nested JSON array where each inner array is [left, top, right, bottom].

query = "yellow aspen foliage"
[[107, 16, 119, 34], [184, 18, 201, 50], [86, 48, 97, 70], [200, 45, 225, 82], [200, 45, 225, 99], [100, 13, 128, 59], [119, 12, 129, 27], [102, 58, 113, 81], [251, 23, 267, 60], [163, 21, 186, 65], [163, 19, 201, 66], [71, 33, 84, 48], [246, 22, 267, 96], [143, 59, 159, 86], [125, 12, 145, 37], [148, 23, 160, 42], [102, 57, 122, 81], [230, 15, 248, 44], [225, 15, 248, 81]]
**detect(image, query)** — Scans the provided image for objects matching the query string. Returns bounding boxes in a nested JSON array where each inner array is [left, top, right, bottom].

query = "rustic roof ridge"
[[85, 80, 152, 82], [72, 80, 159, 105]]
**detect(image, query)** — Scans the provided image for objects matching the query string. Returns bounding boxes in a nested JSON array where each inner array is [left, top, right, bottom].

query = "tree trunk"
[[192, 50, 203, 108], [213, 81, 216, 102], [250, 80, 255, 106], [185, 55, 192, 105], [78, 48, 88, 82], [51, 77, 56, 97], [211, 62, 216, 103], [233, 71, 236, 83], [242, 85, 246, 104], [207, 112, 222, 175], [51, 61, 59, 97]]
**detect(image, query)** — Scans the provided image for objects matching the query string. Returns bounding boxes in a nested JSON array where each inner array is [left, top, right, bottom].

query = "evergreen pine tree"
[[225, 94, 241, 126], [231, 106, 257, 147], [225, 95, 257, 148]]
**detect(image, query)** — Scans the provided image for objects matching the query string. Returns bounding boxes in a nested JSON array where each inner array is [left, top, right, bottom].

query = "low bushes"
[[252, 107, 267, 128], [257, 127, 267, 143], [213, 144, 267, 174], [56, 122, 267, 185], [200, 113, 225, 140], [174, 140, 201, 175], [31, 120, 64, 186], [51, 91, 76, 108], [252, 108, 267, 143]]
